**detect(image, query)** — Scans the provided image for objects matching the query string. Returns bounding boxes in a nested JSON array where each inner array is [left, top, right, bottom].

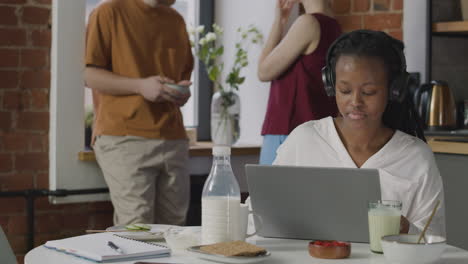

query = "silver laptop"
[[245, 165, 381, 242]]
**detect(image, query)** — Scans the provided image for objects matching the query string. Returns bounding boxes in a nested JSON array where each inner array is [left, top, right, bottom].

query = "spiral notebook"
[[44, 232, 170, 262]]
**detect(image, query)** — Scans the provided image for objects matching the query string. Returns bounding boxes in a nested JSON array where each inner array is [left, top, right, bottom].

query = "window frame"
[[49, 0, 213, 203], [196, 0, 215, 141], [50, 0, 107, 203]]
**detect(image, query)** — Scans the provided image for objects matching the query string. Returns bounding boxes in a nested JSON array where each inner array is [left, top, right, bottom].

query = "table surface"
[[25, 236, 468, 264]]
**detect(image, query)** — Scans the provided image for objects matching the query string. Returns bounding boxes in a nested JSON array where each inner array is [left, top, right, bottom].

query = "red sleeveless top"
[[261, 13, 342, 135]]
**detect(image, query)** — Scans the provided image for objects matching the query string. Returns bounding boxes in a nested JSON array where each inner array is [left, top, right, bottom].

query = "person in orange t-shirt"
[[85, 0, 194, 226]]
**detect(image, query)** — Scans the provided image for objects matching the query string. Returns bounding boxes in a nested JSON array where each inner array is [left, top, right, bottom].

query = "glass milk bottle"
[[201, 146, 241, 244]]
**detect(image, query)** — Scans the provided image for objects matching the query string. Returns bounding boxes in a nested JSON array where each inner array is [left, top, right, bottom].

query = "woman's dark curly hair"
[[330, 30, 426, 141]]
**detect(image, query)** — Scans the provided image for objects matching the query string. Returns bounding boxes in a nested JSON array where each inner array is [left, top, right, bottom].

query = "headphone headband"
[[321, 30, 409, 103]]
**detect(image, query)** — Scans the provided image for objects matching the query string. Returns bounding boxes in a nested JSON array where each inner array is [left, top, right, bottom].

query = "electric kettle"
[[413, 80, 457, 131]]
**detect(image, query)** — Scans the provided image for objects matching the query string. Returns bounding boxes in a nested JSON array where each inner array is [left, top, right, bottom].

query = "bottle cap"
[[212, 145, 231, 156]]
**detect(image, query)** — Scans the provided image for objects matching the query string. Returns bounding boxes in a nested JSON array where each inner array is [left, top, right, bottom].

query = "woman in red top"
[[258, 0, 341, 164]]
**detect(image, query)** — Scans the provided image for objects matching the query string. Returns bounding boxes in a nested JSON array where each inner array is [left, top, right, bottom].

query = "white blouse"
[[274, 116, 446, 236]]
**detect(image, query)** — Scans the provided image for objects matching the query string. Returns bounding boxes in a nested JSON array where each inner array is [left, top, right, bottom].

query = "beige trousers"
[[94, 135, 190, 226]]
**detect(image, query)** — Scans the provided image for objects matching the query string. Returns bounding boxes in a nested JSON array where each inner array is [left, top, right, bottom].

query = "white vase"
[[210, 91, 240, 146]]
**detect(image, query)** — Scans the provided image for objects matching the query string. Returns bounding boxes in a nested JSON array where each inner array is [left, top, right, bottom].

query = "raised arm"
[[257, 0, 293, 82], [258, 11, 319, 82]]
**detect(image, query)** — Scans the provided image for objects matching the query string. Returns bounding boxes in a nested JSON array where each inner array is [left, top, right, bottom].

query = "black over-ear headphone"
[[321, 30, 410, 103]]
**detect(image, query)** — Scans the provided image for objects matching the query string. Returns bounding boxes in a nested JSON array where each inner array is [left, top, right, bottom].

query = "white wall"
[[215, 0, 298, 145], [403, 0, 429, 83]]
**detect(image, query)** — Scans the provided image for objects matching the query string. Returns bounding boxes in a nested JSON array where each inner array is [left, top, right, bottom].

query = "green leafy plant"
[[189, 24, 262, 144], [189, 24, 263, 109], [85, 109, 94, 128], [84, 109, 94, 148]]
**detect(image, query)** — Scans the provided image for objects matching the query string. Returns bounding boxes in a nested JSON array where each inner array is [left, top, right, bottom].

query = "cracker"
[[200, 240, 267, 257]]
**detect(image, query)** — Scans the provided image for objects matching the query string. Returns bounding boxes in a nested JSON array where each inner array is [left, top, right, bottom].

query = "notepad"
[[44, 232, 170, 262]]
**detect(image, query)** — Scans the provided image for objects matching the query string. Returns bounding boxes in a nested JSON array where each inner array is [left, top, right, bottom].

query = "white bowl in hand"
[[165, 83, 190, 94], [381, 234, 446, 264]]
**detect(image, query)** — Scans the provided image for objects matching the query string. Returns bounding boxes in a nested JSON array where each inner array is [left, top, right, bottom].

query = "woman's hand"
[[276, 0, 296, 26], [400, 216, 410, 234]]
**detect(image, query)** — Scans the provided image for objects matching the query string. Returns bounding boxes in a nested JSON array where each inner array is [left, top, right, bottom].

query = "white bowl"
[[381, 234, 447, 264], [163, 226, 200, 252], [165, 83, 190, 93]]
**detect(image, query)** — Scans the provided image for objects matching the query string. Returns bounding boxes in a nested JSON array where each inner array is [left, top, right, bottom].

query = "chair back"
[[435, 153, 468, 250]]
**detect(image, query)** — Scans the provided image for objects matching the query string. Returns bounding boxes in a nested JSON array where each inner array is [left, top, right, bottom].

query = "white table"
[[25, 236, 468, 264]]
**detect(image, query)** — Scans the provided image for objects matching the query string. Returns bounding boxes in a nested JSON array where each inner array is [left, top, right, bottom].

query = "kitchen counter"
[[426, 136, 468, 155], [422, 130, 468, 155]]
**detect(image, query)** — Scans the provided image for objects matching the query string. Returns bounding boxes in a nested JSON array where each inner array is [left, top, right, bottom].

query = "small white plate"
[[186, 245, 271, 264], [106, 224, 174, 241]]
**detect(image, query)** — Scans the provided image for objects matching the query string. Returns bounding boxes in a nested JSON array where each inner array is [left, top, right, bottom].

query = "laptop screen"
[[246, 165, 381, 242]]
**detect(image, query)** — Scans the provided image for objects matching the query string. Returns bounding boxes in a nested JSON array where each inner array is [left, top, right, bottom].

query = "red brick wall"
[[332, 0, 404, 40], [0, 1, 113, 263], [0, 0, 404, 263]]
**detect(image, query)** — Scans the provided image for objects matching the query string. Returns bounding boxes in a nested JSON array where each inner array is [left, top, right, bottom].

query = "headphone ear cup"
[[322, 66, 335, 96], [389, 72, 410, 103]]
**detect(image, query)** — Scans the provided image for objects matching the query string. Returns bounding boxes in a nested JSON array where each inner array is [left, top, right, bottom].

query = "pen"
[[107, 241, 124, 254]]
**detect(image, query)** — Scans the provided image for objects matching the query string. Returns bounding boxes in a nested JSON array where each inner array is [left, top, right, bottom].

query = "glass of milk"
[[368, 200, 402, 253]]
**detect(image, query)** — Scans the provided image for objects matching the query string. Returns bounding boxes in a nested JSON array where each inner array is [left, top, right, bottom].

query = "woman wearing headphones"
[[274, 30, 446, 236], [257, 0, 341, 165]]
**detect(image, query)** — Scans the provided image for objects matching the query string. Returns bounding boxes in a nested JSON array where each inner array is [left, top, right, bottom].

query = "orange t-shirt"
[[85, 0, 193, 140]]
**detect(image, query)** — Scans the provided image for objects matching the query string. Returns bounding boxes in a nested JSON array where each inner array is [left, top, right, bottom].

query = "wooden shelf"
[[78, 141, 260, 162], [433, 20, 468, 34]]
